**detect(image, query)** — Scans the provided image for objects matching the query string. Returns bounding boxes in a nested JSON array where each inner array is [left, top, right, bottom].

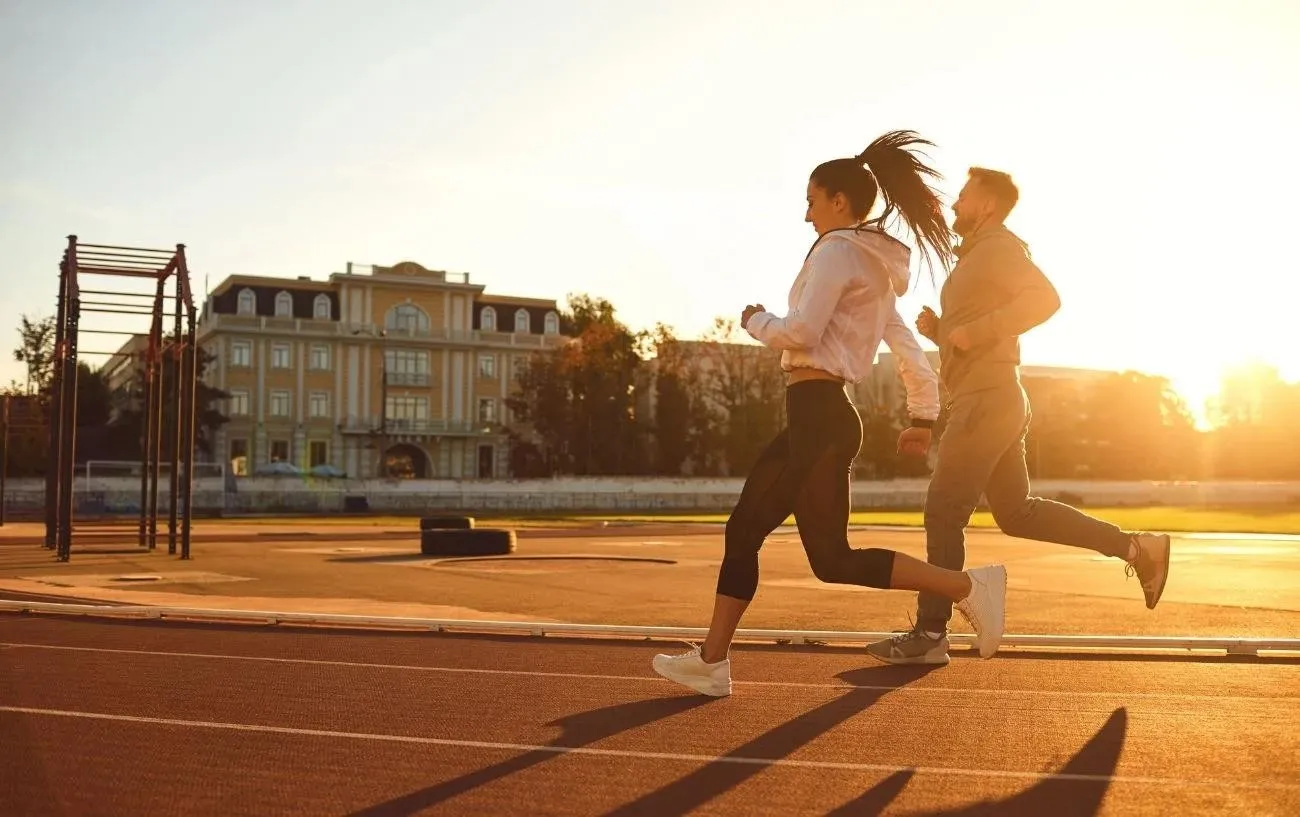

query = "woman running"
[[652, 131, 1006, 697]]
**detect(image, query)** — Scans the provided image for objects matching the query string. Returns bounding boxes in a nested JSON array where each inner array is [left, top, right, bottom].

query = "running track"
[[1, 613, 1296, 816]]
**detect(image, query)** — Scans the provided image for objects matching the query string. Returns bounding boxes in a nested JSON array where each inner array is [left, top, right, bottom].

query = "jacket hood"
[[819, 226, 913, 296]]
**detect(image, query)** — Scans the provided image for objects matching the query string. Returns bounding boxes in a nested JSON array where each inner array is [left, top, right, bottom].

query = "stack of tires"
[[418, 516, 516, 557]]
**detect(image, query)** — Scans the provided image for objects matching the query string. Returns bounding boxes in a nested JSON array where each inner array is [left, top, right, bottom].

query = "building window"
[[477, 444, 494, 479], [478, 397, 496, 424], [270, 390, 291, 417], [270, 440, 290, 463], [313, 294, 331, 320], [230, 340, 251, 367], [480, 306, 497, 332], [544, 311, 559, 335], [511, 355, 526, 380], [514, 308, 530, 333], [385, 396, 429, 429], [385, 303, 429, 334], [228, 390, 250, 416], [383, 348, 429, 386], [308, 440, 328, 469], [309, 344, 330, 370], [274, 291, 293, 317], [229, 438, 249, 476], [236, 289, 255, 316], [478, 354, 495, 379], [309, 392, 330, 418], [270, 343, 291, 368]]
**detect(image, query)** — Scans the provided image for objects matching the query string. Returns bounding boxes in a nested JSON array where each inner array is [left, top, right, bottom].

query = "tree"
[[108, 341, 229, 459], [506, 294, 650, 475], [1203, 364, 1300, 479], [13, 314, 56, 394], [692, 317, 785, 475]]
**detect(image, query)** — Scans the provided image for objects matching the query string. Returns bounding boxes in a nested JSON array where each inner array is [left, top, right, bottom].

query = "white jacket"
[[745, 226, 940, 421]]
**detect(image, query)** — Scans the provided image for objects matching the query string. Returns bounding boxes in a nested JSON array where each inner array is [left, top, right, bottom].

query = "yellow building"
[[196, 260, 566, 479]]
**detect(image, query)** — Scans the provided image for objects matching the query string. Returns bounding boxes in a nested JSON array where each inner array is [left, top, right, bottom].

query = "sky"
[[2, 0, 1297, 424]]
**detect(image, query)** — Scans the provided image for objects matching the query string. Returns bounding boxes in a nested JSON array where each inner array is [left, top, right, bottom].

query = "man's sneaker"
[[954, 564, 1007, 659], [651, 644, 731, 697], [1126, 532, 1171, 609], [866, 629, 950, 665]]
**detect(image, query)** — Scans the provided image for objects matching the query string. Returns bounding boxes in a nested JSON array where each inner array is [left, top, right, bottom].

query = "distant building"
[[108, 260, 569, 479]]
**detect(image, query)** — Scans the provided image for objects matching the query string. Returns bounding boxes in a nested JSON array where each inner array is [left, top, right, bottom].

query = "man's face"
[[952, 179, 995, 238]]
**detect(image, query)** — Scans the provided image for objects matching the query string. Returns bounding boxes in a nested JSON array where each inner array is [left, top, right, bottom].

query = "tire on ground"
[[419, 515, 475, 530], [420, 528, 516, 557]]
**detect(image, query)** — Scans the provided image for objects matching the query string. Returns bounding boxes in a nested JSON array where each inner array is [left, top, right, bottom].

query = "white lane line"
[[2, 642, 1292, 704], [2, 705, 1296, 791]]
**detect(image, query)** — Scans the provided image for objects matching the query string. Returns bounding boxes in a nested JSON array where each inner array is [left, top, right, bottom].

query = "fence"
[[0, 475, 1297, 518]]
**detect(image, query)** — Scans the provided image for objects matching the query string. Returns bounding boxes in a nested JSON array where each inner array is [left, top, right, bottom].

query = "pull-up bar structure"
[[46, 235, 200, 561]]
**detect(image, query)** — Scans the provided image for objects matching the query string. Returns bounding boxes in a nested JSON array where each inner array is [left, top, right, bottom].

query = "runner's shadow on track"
[[342, 694, 716, 817], [828, 707, 1128, 817], [596, 665, 941, 817]]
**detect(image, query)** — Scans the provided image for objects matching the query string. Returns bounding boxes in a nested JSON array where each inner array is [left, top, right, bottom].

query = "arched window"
[[385, 302, 430, 334], [543, 311, 559, 335], [236, 288, 256, 316], [480, 306, 497, 332], [274, 291, 293, 317], [514, 308, 530, 333], [313, 293, 332, 320]]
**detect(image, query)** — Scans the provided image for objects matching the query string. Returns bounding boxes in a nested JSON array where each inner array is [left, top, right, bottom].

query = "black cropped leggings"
[[716, 380, 897, 601]]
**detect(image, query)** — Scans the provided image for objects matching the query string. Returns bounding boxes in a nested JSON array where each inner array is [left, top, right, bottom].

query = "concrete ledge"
[[2, 600, 1297, 657]]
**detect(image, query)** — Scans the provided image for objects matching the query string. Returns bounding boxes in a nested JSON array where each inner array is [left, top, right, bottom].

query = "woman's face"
[[804, 179, 855, 236]]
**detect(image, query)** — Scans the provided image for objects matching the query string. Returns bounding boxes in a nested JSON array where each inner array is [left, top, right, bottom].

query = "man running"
[[867, 167, 1171, 666]]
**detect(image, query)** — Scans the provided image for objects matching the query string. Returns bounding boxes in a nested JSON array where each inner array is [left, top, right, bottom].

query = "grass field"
[[202, 506, 1300, 535]]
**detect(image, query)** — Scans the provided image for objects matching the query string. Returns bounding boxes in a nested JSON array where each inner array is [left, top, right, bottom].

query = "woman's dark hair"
[[810, 130, 955, 282]]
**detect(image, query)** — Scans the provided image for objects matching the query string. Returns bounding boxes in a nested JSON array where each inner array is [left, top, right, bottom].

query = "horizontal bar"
[[74, 267, 163, 279], [0, 602, 1296, 656], [76, 243, 176, 255], [72, 349, 134, 356], [76, 251, 175, 263], [78, 307, 158, 316], [77, 328, 143, 336], [81, 300, 160, 309], [79, 289, 178, 299], [75, 263, 167, 274]]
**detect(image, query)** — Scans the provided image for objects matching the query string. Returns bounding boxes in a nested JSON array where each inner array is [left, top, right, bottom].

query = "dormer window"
[[274, 291, 293, 317], [236, 289, 256, 316]]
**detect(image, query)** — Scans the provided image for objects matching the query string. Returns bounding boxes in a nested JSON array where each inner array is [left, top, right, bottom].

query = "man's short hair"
[[968, 167, 1019, 219]]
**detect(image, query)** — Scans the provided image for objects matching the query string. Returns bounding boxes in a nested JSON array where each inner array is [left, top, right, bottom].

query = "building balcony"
[[385, 372, 431, 387], [197, 314, 566, 349], [339, 417, 502, 437]]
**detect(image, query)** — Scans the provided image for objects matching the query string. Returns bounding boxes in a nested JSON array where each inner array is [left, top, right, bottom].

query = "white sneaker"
[[651, 644, 732, 697], [955, 564, 1007, 659]]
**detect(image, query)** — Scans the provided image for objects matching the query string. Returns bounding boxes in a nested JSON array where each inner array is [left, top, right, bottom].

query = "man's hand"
[[947, 323, 975, 351], [896, 426, 932, 457], [741, 303, 765, 329], [915, 306, 939, 343]]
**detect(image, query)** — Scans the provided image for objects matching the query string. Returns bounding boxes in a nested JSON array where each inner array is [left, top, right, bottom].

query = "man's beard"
[[952, 214, 976, 238]]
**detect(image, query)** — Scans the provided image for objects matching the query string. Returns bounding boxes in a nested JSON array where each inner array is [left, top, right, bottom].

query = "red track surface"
[[1, 614, 1297, 816]]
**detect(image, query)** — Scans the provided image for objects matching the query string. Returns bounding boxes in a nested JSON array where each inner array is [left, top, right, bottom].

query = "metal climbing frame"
[[45, 236, 200, 561]]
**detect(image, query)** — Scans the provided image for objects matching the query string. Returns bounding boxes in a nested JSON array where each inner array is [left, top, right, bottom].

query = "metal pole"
[[137, 351, 153, 548], [57, 277, 81, 562], [1, 396, 9, 527], [167, 286, 182, 554], [180, 307, 198, 560], [45, 251, 71, 550], [148, 329, 165, 551]]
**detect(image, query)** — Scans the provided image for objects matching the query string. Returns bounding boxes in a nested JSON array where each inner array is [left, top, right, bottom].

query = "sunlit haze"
[[2, 0, 1296, 426]]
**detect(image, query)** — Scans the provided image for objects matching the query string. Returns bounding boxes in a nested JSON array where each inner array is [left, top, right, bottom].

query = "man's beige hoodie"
[[936, 224, 1061, 398]]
